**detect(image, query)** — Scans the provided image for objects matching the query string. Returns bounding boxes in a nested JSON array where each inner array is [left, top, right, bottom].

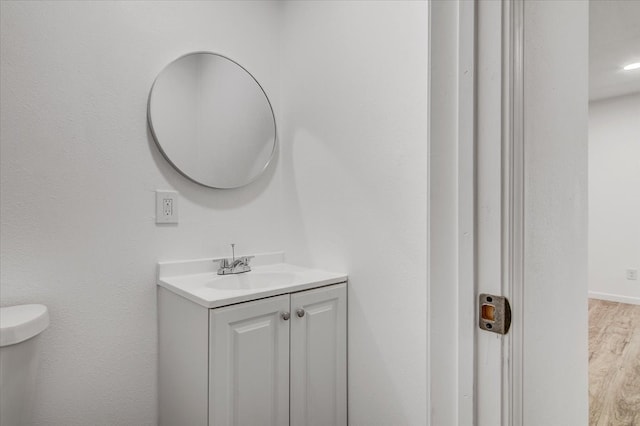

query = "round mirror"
[[148, 52, 277, 189]]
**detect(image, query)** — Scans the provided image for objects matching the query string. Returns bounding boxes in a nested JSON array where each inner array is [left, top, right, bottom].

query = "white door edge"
[[504, 1, 525, 425]]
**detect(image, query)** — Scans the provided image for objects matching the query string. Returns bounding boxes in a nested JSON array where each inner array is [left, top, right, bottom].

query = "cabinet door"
[[209, 295, 290, 426], [290, 283, 347, 426]]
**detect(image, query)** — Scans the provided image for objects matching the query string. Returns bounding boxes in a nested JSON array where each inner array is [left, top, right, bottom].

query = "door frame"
[[428, 0, 525, 424], [426, 0, 479, 423], [456, 0, 476, 424], [427, 1, 475, 424], [430, 1, 591, 424]]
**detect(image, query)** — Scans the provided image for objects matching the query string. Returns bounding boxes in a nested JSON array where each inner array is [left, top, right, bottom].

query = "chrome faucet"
[[217, 244, 254, 275]]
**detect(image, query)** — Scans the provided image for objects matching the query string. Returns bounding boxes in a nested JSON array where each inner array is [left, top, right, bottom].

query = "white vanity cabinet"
[[158, 280, 347, 426]]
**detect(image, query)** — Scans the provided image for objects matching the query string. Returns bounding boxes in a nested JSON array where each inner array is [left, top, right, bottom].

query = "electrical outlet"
[[156, 190, 178, 224], [163, 199, 173, 216], [627, 269, 638, 281]]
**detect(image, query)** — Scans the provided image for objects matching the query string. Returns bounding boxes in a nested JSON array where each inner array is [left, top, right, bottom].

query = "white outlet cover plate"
[[156, 190, 178, 224], [627, 269, 638, 280]]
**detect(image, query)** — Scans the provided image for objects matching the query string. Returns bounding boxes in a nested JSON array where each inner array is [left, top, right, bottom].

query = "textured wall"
[[1, 1, 433, 424], [0, 2, 283, 424], [279, 2, 429, 424], [588, 93, 640, 304]]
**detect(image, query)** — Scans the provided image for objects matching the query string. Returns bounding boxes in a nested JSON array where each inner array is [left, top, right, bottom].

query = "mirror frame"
[[147, 51, 278, 189]]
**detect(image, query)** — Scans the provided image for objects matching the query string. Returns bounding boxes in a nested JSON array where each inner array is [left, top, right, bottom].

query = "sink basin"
[[157, 254, 347, 308], [205, 272, 296, 291]]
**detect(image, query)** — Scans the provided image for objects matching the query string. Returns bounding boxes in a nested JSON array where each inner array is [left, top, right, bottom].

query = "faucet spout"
[[215, 244, 254, 275]]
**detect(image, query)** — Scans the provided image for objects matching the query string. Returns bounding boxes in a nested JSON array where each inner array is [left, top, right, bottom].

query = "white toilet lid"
[[0, 304, 49, 347]]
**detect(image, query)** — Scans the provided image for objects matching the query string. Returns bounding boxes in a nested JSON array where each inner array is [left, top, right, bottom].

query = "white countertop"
[[157, 253, 347, 308]]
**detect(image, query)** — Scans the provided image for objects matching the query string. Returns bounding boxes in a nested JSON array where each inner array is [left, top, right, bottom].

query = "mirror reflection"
[[148, 52, 276, 189]]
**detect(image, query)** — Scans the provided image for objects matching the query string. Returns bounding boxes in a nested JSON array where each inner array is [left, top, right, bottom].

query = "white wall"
[[279, 2, 428, 424], [0, 2, 283, 424], [588, 93, 640, 304], [2, 2, 432, 425], [523, 1, 589, 424]]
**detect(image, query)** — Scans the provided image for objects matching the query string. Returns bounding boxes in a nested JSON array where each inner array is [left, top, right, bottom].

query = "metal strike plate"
[[479, 294, 511, 335]]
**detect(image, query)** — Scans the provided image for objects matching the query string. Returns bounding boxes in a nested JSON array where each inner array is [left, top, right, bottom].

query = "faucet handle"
[[218, 258, 230, 268], [239, 255, 254, 265]]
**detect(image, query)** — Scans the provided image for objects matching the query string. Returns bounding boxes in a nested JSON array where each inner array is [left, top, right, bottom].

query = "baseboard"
[[588, 291, 640, 306]]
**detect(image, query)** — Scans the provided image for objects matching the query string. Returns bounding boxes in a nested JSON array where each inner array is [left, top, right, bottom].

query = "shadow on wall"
[[280, 126, 414, 423], [146, 127, 279, 210]]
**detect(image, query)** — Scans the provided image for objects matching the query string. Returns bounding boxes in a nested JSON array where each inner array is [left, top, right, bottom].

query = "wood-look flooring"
[[589, 299, 640, 426]]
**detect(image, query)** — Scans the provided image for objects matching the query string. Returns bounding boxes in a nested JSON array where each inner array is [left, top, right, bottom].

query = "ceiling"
[[590, 0, 640, 101]]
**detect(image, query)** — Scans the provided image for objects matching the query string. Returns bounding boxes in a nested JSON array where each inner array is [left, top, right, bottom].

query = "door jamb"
[[457, 0, 477, 424]]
